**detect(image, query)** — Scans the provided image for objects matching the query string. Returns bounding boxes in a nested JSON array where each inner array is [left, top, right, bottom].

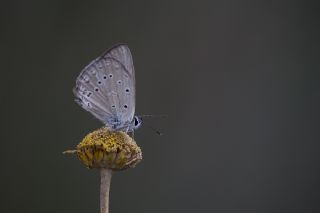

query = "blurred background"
[[1, 0, 319, 213]]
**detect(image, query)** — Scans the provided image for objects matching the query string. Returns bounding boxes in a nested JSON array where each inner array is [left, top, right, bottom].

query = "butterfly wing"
[[73, 44, 136, 127]]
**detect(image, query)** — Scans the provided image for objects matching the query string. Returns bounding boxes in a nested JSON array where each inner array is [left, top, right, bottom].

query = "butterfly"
[[73, 44, 142, 133]]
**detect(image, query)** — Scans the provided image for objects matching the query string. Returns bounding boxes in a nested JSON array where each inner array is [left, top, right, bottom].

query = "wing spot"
[[103, 76, 107, 79], [113, 62, 120, 68], [98, 81, 102, 84], [105, 60, 111, 66], [95, 88, 99, 92], [87, 92, 92, 97], [124, 105, 128, 109], [117, 80, 122, 85], [109, 74, 113, 78], [111, 105, 115, 108], [82, 75, 90, 83], [125, 88, 130, 93]]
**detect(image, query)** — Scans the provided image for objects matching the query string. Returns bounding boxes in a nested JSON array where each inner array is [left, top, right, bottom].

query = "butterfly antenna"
[[148, 125, 163, 136], [138, 114, 166, 136], [139, 114, 167, 119], [142, 121, 163, 136]]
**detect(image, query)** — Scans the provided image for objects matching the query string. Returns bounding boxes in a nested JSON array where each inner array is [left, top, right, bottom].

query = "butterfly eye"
[[134, 117, 139, 126]]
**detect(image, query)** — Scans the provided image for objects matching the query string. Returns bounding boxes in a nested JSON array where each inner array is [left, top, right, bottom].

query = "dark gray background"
[[1, 0, 319, 213]]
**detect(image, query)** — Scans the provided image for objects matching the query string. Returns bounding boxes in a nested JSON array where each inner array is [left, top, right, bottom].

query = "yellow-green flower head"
[[65, 127, 142, 170]]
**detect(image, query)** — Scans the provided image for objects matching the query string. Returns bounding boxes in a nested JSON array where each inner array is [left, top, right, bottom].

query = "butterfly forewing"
[[73, 44, 136, 128]]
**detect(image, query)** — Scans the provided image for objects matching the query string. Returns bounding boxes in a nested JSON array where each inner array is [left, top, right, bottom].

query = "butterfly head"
[[133, 116, 142, 130]]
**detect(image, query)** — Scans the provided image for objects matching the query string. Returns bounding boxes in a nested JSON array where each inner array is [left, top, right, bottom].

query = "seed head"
[[64, 127, 142, 171]]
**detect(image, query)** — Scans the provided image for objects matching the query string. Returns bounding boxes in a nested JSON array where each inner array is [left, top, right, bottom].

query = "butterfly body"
[[73, 44, 141, 133], [105, 115, 142, 132]]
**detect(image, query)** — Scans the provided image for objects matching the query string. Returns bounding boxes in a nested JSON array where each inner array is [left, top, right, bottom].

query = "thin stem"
[[100, 168, 112, 213]]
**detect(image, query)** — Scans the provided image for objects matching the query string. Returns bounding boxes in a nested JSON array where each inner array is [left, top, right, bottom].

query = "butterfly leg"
[[128, 131, 135, 139], [124, 126, 135, 139]]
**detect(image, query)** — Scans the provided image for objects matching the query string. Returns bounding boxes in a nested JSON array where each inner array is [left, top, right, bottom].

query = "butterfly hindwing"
[[73, 44, 136, 127]]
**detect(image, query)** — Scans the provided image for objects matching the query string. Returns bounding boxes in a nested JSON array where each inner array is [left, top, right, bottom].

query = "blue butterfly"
[[73, 44, 142, 133]]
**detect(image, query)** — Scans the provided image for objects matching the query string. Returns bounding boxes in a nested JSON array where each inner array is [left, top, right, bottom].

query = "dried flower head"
[[64, 127, 142, 171]]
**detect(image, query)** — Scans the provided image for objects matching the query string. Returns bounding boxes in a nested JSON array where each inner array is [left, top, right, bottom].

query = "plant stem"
[[100, 168, 112, 213]]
